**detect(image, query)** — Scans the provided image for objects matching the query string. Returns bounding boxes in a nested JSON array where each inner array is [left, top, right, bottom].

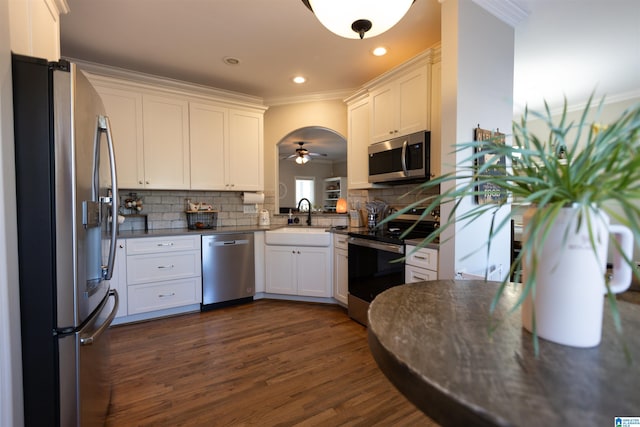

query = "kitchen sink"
[[265, 227, 331, 246]]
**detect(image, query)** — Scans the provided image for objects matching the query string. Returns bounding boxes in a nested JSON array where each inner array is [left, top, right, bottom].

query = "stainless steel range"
[[347, 208, 438, 326]]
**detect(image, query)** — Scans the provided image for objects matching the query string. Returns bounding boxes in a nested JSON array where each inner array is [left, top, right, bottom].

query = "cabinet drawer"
[[126, 235, 200, 255], [406, 245, 438, 270], [128, 278, 202, 314], [333, 233, 349, 250], [127, 252, 200, 284], [405, 265, 437, 283]]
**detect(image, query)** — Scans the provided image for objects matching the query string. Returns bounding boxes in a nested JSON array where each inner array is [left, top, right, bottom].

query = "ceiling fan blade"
[[307, 152, 327, 157]]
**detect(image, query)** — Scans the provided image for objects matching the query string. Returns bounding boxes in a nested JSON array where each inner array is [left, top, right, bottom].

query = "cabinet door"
[[227, 109, 264, 191], [333, 247, 348, 305], [95, 86, 145, 188], [265, 246, 297, 294], [142, 95, 190, 189], [297, 247, 331, 297], [430, 61, 442, 178], [370, 84, 396, 143], [189, 102, 227, 190], [347, 97, 372, 189], [396, 66, 428, 137]]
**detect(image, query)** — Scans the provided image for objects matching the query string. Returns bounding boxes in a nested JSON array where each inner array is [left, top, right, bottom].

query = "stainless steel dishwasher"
[[201, 233, 255, 310]]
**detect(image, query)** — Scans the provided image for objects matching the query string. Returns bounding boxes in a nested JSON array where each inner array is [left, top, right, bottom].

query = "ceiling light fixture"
[[372, 46, 388, 56], [295, 154, 310, 164], [301, 0, 414, 40], [292, 76, 306, 84]]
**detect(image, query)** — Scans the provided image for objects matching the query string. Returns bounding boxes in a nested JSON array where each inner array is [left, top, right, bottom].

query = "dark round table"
[[367, 280, 640, 427]]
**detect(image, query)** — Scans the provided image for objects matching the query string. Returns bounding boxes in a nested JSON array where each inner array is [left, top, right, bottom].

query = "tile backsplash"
[[116, 183, 438, 232]]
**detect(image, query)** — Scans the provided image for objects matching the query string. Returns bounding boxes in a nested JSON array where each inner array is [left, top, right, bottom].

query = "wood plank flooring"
[[106, 299, 439, 426]]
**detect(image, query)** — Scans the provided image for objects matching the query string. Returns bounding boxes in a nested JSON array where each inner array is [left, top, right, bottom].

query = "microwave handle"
[[401, 139, 408, 176]]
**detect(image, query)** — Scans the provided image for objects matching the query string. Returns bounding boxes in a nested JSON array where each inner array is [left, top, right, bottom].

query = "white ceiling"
[[60, 0, 640, 150]]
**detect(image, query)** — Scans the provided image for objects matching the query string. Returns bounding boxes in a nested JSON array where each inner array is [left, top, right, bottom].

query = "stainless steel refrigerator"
[[12, 54, 119, 427]]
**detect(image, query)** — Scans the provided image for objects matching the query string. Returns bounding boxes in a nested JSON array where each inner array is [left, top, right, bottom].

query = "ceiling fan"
[[283, 142, 327, 164]]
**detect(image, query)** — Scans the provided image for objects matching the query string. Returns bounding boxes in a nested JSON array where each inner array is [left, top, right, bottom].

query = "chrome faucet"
[[297, 198, 312, 226]]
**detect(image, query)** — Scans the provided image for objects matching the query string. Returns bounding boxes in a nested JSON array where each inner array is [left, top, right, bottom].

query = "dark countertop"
[[367, 280, 640, 427]]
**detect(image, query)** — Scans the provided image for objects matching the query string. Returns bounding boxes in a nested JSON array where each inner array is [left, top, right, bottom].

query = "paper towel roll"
[[242, 192, 264, 204]]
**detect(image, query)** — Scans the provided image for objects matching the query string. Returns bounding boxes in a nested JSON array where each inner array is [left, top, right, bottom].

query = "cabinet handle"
[[157, 264, 175, 269], [157, 242, 174, 247], [414, 275, 427, 281], [415, 255, 427, 260], [158, 292, 176, 298]]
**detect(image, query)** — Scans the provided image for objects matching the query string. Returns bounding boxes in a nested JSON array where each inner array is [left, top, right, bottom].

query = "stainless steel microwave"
[[368, 131, 430, 184]]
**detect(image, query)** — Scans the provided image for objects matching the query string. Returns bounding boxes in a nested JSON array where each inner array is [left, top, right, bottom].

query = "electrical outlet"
[[243, 204, 258, 214]]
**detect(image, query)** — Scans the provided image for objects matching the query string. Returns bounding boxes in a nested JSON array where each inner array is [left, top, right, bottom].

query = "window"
[[295, 177, 315, 210]]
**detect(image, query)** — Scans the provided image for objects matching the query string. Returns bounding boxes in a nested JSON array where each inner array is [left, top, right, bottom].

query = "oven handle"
[[348, 237, 404, 255]]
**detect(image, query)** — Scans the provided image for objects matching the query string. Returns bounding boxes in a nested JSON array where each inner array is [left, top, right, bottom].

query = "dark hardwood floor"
[[106, 299, 439, 426]]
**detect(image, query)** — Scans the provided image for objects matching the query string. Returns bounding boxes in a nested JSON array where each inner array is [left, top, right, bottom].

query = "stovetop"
[[349, 208, 439, 245]]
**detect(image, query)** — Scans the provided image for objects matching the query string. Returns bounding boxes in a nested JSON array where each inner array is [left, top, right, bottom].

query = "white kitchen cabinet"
[[227, 109, 264, 191], [346, 94, 372, 190], [189, 102, 227, 190], [430, 60, 442, 178], [9, 0, 65, 61], [190, 104, 264, 191], [125, 235, 202, 315], [332, 234, 348, 305], [405, 244, 438, 283], [94, 85, 145, 189], [370, 64, 429, 143], [265, 245, 331, 297], [142, 94, 191, 189]]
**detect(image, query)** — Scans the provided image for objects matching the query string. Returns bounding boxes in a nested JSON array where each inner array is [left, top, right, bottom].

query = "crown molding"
[[52, 0, 69, 14], [265, 89, 355, 107], [471, 0, 529, 27]]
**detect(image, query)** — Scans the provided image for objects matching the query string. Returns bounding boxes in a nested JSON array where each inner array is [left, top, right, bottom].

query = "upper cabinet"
[[95, 86, 145, 189], [346, 46, 442, 183], [346, 94, 371, 190], [142, 95, 191, 189], [87, 68, 267, 191], [189, 104, 264, 191], [189, 102, 227, 190], [227, 109, 264, 191], [369, 64, 429, 143], [9, 0, 67, 61]]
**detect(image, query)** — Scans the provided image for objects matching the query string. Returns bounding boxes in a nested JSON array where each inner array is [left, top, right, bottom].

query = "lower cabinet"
[[333, 234, 348, 305], [405, 245, 438, 283], [265, 245, 331, 297], [112, 235, 202, 323]]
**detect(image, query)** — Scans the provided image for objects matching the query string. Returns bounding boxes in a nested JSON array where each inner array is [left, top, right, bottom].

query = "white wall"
[[440, 0, 514, 279], [0, 0, 24, 424], [263, 99, 347, 198]]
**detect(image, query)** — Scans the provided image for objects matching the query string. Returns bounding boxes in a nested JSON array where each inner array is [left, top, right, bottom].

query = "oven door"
[[348, 237, 405, 325]]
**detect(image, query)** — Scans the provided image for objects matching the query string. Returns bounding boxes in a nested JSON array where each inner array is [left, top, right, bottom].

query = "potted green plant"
[[391, 95, 640, 353]]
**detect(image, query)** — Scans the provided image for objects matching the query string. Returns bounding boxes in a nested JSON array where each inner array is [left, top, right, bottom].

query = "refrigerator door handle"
[[80, 289, 119, 346], [98, 115, 119, 281]]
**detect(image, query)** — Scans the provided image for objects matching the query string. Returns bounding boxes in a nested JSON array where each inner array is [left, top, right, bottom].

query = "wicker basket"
[[185, 210, 218, 230]]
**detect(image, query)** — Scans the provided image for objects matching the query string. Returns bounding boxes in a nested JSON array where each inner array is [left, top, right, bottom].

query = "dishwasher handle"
[[210, 239, 250, 247]]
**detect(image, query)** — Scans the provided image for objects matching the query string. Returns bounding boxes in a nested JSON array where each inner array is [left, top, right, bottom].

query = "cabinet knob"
[[119, 244, 124, 249], [146, 181, 150, 184], [139, 180, 143, 184]]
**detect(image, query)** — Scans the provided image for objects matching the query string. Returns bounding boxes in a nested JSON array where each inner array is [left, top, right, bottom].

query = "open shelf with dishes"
[[323, 177, 346, 212]]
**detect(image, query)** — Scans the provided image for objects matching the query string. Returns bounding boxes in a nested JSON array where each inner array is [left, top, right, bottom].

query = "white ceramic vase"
[[521, 206, 634, 347]]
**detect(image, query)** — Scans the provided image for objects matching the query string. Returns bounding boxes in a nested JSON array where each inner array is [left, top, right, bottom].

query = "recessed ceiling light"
[[223, 56, 240, 65], [372, 47, 388, 57], [292, 76, 306, 84]]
